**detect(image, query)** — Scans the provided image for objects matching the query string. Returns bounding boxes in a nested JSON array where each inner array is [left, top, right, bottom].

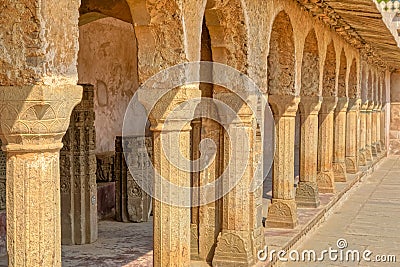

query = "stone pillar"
[[371, 102, 378, 157], [317, 97, 337, 193], [345, 98, 360, 174], [266, 95, 299, 228], [0, 85, 82, 267], [0, 140, 5, 211], [60, 85, 97, 245], [138, 85, 200, 267], [365, 101, 374, 162], [380, 104, 386, 153], [115, 136, 153, 223], [333, 97, 348, 182], [212, 92, 264, 267], [295, 96, 321, 208], [196, 108, 223, 263], [359, 102, 368, 166], [375, 103, 382, 154]]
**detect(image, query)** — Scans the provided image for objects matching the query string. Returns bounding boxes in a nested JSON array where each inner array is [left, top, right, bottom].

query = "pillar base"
[[371, 144, 378, 157], [212, 230, 255, 267], [376, 143, 382, 154], [345, 156, 358, 174], [359, 150, 367, 166], [365, 147, 373, 162], [333, 162, 347, 182], [295, 182, 320, 208], [266, 199, 298, 229], [317, 171, 335, 193]]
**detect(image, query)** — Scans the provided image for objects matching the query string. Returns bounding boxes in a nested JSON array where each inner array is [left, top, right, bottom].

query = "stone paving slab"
[[280, 156, 400, 267]]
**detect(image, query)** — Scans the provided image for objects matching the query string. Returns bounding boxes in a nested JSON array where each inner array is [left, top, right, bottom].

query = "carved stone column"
[[333, 97, 348, 182], [317, 97, 337, 193], [212, 91, 264, 267], [345, 98, 360, 174], [371, 102, 378, 157], [60, 85, 97, 245], [295, 96, 321, 208], [380, 104, 386, 153], [266, 95, 299, 229], [375, 102, 382, 154], [138, 85, 200, 267], [197, 114, 223, 263], [359, 101, 368, 166], [0, 85, 82, 267], [365, 101, 374, 162]]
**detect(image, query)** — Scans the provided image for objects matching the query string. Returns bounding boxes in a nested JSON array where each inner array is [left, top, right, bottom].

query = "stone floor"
[[0, 156, 398, 266], [281, 156, 400, 267]]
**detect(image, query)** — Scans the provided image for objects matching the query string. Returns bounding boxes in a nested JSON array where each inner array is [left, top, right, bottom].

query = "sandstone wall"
[[78, 17, 139, 153], [390, 72, 400, 154]]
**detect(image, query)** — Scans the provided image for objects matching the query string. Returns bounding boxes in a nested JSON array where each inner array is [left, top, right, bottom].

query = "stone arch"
[[79, 0, 133, 25], [361, 63, 368, 102], [125, 0, 188, 83], [301, 29, 320, 96], [268, 11, 296, 95], [338, 49, 347, 97], [204, 0, 249, 72], [348, 59, 358, 99], [322, 41, 336, 97], [368, 69, 373, 101]]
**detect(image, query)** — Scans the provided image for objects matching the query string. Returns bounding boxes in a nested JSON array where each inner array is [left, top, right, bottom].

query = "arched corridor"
[[1, 0, 400, 266]]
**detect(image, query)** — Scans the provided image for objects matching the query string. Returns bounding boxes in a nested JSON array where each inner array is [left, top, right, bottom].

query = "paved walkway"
[[282, 156, 400, 267]]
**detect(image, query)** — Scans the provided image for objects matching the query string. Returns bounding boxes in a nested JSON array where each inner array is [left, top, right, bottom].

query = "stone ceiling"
[[298, 0, 400, 70]]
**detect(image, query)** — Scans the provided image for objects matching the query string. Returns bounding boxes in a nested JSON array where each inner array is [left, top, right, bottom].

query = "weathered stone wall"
[[78, 17, 139, 153], [0, 0, 80, 86], [389, 71, 400, 154]]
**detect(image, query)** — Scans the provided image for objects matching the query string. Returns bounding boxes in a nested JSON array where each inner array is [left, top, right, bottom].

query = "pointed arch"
[[268, 11, 295, 95], [348, 58, 358, 99], [322, 41, 336, 97], [338, 49, 347, 97], [301, 29, 320, 96]]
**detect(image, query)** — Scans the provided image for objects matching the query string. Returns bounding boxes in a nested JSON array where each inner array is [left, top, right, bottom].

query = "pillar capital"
[[320, 96, 338, 114], [347, 98, 361, 112], [298, 96, 322, 116], [367, 101, 375, 111], [139, 84, 201, 122], [268, 95, 300, 118], [360, 101, 369, 111], [0, 85, 82, 152], [373, 101, 381, 111], [335, 97, 349, 113]]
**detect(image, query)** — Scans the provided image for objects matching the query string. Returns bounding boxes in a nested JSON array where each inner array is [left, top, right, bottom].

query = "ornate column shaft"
[[333, 97, 348, 182], [193, 102, 223, 263], [375, 103, 382, 154], [139, 85, 201, 267], [380, 104, 386, 153], [365, 101, 374, 162], [212, 92, 264, 267], [345, 98, 360, 174], [317, 97, 337, 193], [61, 85, 97, 245], [359, 102, 368, 166], [295, 96, 321, 208], [371, 102, 378, 157], [266, 95, 299, 229], [0, 85, 82, 267]]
